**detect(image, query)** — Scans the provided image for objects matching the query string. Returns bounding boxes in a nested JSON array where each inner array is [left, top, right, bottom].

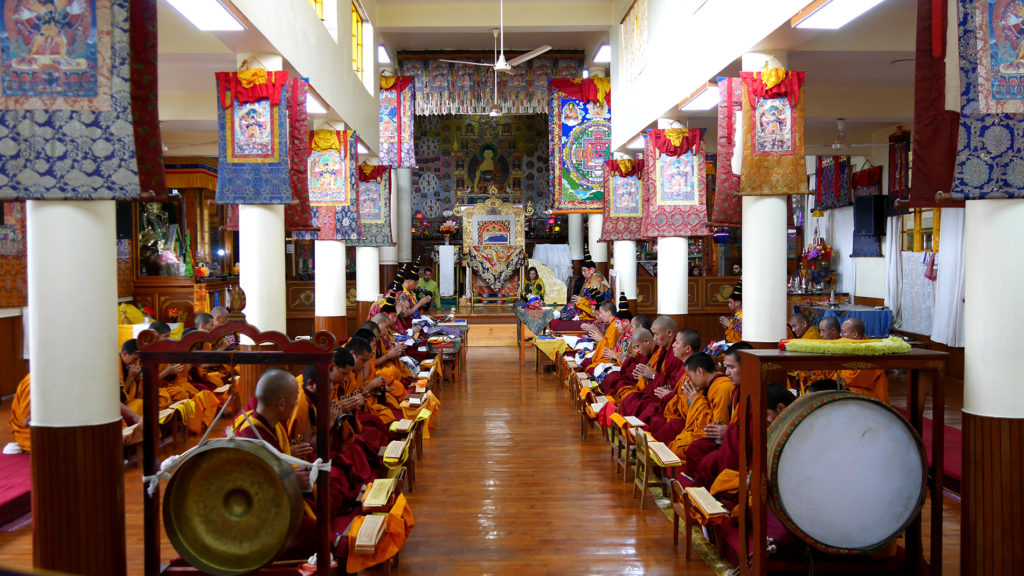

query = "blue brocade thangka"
[[0, 0, 140, 200], [216, 84, 291, 205], [952, 0, 1024, 199]]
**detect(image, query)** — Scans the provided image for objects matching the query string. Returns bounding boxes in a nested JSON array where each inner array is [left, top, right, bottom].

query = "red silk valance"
[[548, 78, 611, 106], [380, 75, 414, 93], [852, 165, 883, 189], [740, 70, 805, 108], [358, 164, 390, 182], [648, 128, 704, 157], [604, 158, 644, 177], [216, 70, 290, 108]]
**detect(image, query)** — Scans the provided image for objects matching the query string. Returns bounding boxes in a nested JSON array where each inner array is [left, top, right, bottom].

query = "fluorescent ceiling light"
[[679, 82, 720, 111], [582, 69, 590, 79], [306, 95, 327, 114], [377, 45, 392, 65], [792, 0, 886, 30], [593, 44, 611, 64], [167, 0, 243, 31]]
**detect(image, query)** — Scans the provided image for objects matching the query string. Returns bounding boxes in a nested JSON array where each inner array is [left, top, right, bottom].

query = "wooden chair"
[[670, 479, 696, 558], [631, 430, 655, 509]]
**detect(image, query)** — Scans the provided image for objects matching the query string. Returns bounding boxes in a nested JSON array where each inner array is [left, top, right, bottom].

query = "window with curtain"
[[901, 208, 940, 252], [351, 3, 364, 81]]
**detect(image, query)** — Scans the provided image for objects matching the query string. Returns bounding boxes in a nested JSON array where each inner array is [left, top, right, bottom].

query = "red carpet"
[[0, 453, 31, 529], [895, 409, 962, 493]]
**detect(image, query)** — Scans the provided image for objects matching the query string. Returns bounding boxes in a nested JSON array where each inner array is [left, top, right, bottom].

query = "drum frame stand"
[[737, 348, 949, 576], [138, 322, 338, 576]]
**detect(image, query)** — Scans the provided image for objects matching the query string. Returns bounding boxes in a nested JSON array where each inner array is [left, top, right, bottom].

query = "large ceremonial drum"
[[766, 391, 926, 554], [163, 438, 304, 576]]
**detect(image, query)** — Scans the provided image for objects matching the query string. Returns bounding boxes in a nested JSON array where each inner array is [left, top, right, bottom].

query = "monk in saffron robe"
[[615, 316, 681, 413], [789, 312, 820, 340], [365, 318, 412, 405], [667, 353, 736, 462], [350, 329, 401, 425], [646, 329, 702, 442], [579, 301, 619, 372], [9, 373, 31, 452], [838, 318, 890, 403], [584, 292, 633, 376], [571, 250, 610, 303], [718, 281, 743, 343], [791, 317, 839, 392], [337, 336, 391, 451], [119, 338, 172, 414], [682, 342, 751, 476], [602, 328, 655, 399], [600, 314, 652, 394]]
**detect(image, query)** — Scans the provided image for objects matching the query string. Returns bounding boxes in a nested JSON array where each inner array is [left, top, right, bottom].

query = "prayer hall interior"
[[0, 0, 1019, 574]]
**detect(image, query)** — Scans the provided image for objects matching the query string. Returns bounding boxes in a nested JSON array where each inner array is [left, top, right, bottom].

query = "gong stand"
[[138, 322, 337, 576], [736, 348, 948, 576]]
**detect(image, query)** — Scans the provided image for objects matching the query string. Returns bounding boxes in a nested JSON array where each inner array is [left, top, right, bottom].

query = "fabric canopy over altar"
[[467, 245, 525, 292], [398, 55, 582, 115]]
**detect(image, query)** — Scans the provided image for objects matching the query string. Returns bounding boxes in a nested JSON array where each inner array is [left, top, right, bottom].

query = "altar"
[[459, 189, 528, 310]]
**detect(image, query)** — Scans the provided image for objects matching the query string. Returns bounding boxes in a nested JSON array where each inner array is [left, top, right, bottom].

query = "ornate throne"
[[459, 187, 527, 311]]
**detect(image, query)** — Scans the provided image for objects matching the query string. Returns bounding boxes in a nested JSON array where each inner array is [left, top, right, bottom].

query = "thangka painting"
[[548, 79, 612, 212], [641, 129, 710, 238], [738, 70, 808, 196], [599, 159, 644, 242], [379, 76, 415, 168], [951, 0, 1024, 199], [295, 130, 360, 241], [711, 77, 742, 227], [215, 70, 292, 204], [814, 156, 852, 210], [350, 164, 392, 247], [0, 0, 143, 200]]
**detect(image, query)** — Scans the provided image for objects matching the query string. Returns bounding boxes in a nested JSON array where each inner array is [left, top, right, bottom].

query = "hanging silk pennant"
[[949, 0, 1024, 199], [284, 78, 315, 231], [599, 159, 644, 242], [909, 0, 958, 207], [350, 164, 393, 247], [814, 156, 853, 211], [215, 69, 291, 204], [888, 128, 912, 215], [0, 0, 142, 200], [548, 78, 612, 212], [379, 76, 416, 168], [711, 77, 743, 226], [641, 129, 711, 238], [295, 130, 360, 241], [738, 70, 808, 196]]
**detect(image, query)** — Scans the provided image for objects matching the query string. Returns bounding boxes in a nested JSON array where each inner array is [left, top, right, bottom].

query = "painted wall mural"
[[411, 114, 551, 218]]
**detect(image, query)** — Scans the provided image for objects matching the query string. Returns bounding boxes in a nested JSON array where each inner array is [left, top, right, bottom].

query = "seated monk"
[[191, 313, 236, 387], [789, 312, 820, 340], [683, 342, 750, 476], [287, 364, 348, 449], [614, 316, 682, 414], [790, 317, 840, 392], [210, 306, 238, 351], [577, 301, 616, 370], [231, 368, 318, 559], [838, 318, 889, 403], [667, 353, 735, 462], [602, 327, 654, 399], [119, 338, 173, 415], [646, 329, 702, 443], [350, 329, 402, 425], [337, 336, 391, 451], [8, 373, 31, 453], [717, 281, 742, 343], [364, 319, 412, 404]]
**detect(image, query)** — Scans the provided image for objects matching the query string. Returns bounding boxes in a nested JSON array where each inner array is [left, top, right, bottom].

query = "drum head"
[[769, 393, 926, 553], [163, 442, 303, 576]]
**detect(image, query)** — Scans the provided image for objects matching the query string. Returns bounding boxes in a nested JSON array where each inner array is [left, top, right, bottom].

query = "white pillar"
[[395, 168, 412, 263], [657, 237, 688, 314], [613, 240, 637, 301], [379, 169, 399, 265], [239, 205, 287, 333], [568, 213, 584, 261], [964, 199, 1024, 417], [356, 246, 381, 302], [28, 200, 118, 426], [740, 50, 789, 343], [588, 213, 608, 264], [314, 240, 346, 317]]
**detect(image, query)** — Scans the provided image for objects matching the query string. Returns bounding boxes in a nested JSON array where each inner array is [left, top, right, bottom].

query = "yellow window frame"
[[901, 208, 940, 252]]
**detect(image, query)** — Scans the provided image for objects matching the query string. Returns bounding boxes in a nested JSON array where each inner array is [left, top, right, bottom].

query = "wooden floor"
[[0, 347, 964, 575]]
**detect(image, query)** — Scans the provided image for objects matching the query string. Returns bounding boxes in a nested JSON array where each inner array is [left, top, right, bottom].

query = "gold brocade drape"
[[310, 129, 343, 152], [739, 85, 808, 196]]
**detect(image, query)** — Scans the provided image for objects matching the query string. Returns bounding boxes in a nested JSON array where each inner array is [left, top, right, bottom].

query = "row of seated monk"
[[8, 305, 431, 568], [8, 307, 240, 455], [568, 308, 894, 563]]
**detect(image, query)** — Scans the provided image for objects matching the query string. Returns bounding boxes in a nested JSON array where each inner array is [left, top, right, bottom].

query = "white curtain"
[[884, 215, 903, 328], [931, 207, 966, 347], [438, 245, 456, 297]]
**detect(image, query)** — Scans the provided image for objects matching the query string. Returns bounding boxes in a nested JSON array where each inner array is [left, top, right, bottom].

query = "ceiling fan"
[[439, 0, 552, 73], [814, 118, 892, 153]]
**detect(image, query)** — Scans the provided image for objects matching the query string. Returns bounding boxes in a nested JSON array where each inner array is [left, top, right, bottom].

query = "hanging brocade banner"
[[350, 164, 393, 247], [215, 69, 291, 204], [399, 56, 582, 115], [712, 77, 743, 226], [888, 128, 912, 215], [599, 159, 644, 242], [852, 165, 884, 257], [641, 129, 711, 238], [294, 130, 360, 241], [814, 156, 852, 211], [548, 78, 612, 212], [130, 0, 167, 200], [0, 0, 144, 200], [379, 76, 416, 168], [284, 78, 315, 231], [738, 70, 808, 196], [909, 0, 959, 207], [949, 0, 1024, 199]]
